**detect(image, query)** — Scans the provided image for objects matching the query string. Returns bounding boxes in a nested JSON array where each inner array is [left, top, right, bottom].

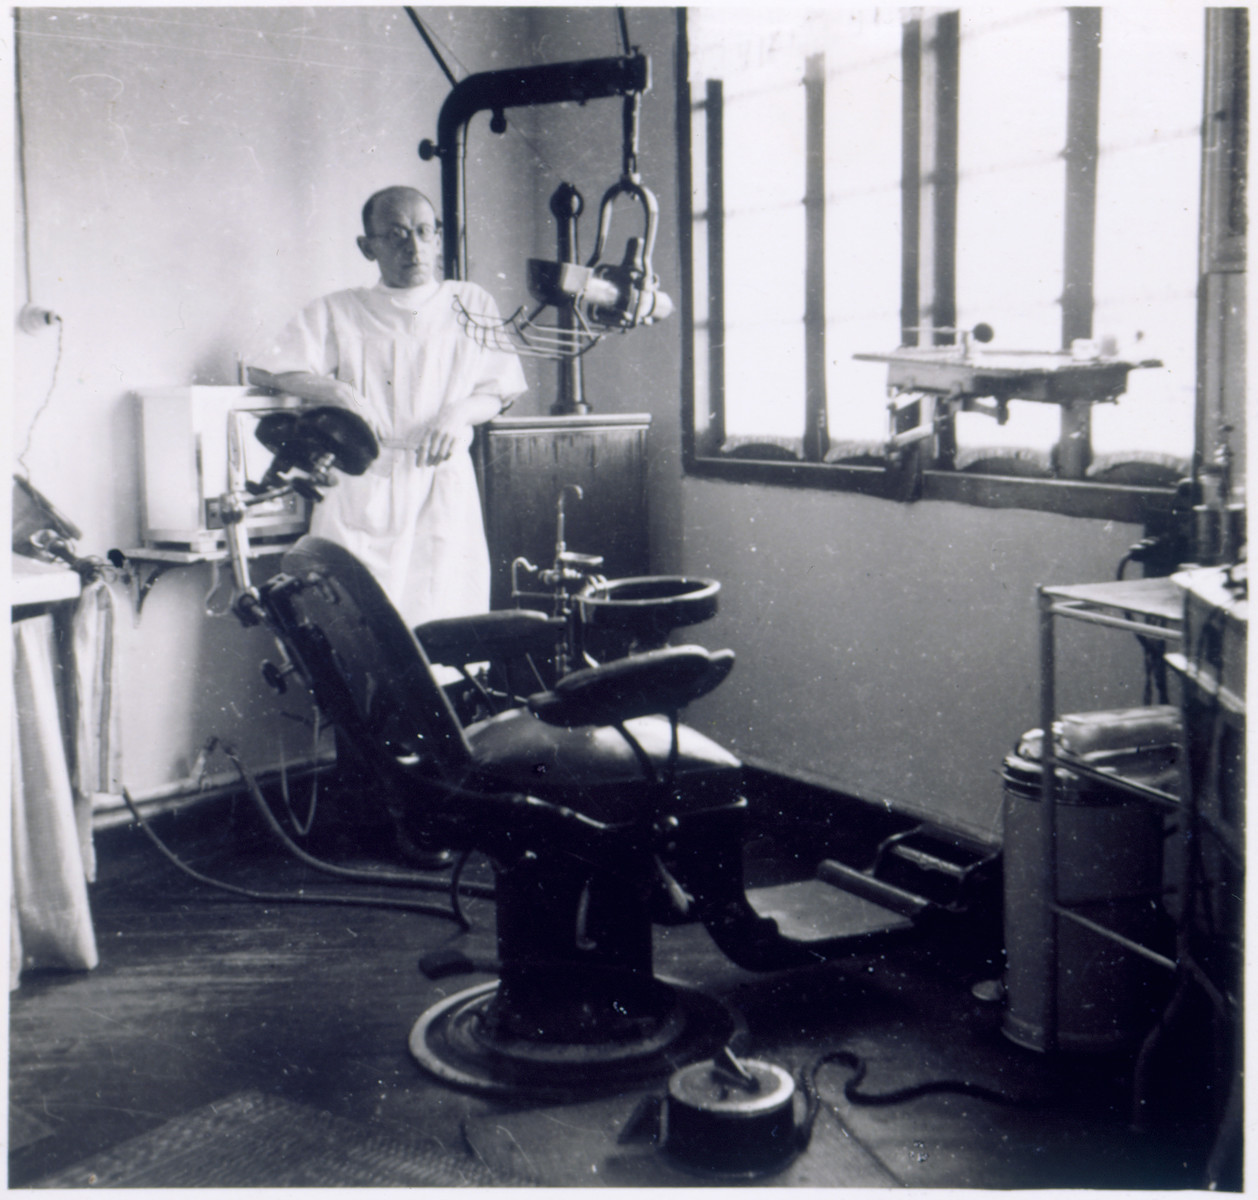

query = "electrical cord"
[[617, 7, 633, 54], [216, 739, 495, 903], [17, 316, 64, 478], [121, 788, 467, 922], [807, 1049, 1044, 1112], [277, 710, 321, 836]]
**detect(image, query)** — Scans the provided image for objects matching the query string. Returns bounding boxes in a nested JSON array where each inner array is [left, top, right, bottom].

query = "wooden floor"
[[9, 791, 1232, 1188]]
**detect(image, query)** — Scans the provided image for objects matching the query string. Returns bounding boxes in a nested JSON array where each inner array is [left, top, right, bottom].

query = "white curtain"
[[10, 606, 102, 988]]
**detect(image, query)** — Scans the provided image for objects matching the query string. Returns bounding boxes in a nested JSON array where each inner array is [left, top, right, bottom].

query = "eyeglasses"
[[368, 223, 442, 248]]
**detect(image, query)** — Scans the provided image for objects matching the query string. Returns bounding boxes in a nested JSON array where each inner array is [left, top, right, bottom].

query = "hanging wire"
[[277, 709, 321, 837], [216, 737, 494, 902], [404, 7, 458, 88], [17, 317, 64, 479]]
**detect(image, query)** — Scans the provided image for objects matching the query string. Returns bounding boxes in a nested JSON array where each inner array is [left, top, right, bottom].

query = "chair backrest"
[[263, 536, 474, 776]]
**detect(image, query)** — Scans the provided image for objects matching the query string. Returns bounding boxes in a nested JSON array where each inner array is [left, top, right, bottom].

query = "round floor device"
[[409, 979, 743, 1102], [662, 1056, 802, 1178]]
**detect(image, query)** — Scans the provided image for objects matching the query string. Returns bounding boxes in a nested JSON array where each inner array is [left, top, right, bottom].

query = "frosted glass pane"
[[956, 160, 1065, 346], [722, 87, 806, 212], [955, 402, 1061, 457], [824, 20, 901, 439], [954, 8, 1068, 459], [724, 318, 806, 439], [1090, 6, 1202, 463], [956, 8, 1067, 362], [958, 10, 1068, 170], [827, 188, 901, 322], [828, 315, 898, 444], [724, 206, 806, 327], [719, 78, 807, 439]]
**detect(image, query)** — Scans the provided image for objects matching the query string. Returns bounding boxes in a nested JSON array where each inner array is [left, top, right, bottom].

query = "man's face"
[[358, 192, 441, 289]]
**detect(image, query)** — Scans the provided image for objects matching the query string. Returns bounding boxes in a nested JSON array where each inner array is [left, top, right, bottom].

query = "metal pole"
[[1037, 586, 1059, 1053]]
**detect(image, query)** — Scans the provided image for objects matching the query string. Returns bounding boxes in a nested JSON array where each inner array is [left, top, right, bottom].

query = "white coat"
[[254, 279, 527, 627]]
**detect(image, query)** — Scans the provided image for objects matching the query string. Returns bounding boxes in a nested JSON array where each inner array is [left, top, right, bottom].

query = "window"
[[680, 7, 1230, 519]]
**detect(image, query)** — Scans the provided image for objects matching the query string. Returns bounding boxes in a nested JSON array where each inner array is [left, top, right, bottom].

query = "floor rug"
[[33, 1090, 531, 1188]]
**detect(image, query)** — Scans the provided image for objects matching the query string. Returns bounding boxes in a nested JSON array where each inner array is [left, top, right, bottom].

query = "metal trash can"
[[1001, 710, 1176, 1053]]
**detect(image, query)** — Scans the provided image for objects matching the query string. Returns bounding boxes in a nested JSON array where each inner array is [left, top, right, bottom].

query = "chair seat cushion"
[[465, 709, 742, 824]]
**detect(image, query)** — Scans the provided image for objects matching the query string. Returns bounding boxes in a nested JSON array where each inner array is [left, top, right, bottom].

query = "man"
[[249, 186, 526, 628]]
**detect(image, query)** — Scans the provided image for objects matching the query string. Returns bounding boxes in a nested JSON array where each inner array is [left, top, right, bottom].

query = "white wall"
[[680, 483, 1150, 842], [14, 6, 539, 794]]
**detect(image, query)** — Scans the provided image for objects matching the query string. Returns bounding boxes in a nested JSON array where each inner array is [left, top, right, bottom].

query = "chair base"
[[409, 980, 742, 1101]]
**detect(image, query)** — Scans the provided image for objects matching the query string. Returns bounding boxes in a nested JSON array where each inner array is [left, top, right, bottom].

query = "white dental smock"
[[254, 278, 526, 627]]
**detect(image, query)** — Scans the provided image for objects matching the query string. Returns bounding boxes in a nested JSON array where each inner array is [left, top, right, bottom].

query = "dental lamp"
[[420, 52, 672, 374]]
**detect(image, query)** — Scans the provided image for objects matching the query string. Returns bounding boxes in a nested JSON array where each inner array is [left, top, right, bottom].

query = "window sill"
[[684, 454, 1179, 524]]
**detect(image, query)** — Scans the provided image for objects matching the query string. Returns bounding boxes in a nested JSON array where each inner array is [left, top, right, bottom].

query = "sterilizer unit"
[[137, 386, 309, 552]]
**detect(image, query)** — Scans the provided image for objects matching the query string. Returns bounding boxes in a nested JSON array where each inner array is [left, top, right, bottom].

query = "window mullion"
[[910, 13, 960, 467], [803, 52, 829, 462], [1059, 7, 1103, 479], [703, 78, 727, 458], [901, 20, 922, 345]]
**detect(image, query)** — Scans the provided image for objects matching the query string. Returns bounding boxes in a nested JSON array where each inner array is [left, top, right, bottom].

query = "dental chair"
[[256, 534, 921, 1098], [228, 405, 928, 1099]]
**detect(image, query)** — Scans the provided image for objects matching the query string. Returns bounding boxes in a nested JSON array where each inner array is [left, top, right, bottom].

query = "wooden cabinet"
[[481, 414, 650, 611]]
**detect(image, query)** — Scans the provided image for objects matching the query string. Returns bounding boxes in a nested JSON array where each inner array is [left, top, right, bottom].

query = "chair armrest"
[[528, 645, 735, 726]]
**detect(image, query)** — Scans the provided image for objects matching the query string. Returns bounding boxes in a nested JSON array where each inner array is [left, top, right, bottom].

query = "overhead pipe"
[[419, 54, 651, 282]]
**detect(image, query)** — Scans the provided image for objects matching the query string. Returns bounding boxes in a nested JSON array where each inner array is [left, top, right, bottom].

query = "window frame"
[[676, 7, 1225, 525]]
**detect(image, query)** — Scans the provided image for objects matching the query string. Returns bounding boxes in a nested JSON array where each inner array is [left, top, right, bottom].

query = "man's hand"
[[412, 394, 505, 466], [413, 411, 471, 466]]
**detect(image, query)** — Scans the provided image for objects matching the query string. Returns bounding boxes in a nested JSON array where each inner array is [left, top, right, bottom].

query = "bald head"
[[358, 187, 441, 288], [362, 187, 433, 237]]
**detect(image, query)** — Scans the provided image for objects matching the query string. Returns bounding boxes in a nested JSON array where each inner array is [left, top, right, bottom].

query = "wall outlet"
[[18, 304, 60, 334]]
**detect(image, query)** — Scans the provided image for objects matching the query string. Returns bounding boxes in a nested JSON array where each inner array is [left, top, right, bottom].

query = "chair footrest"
[[747, 878, 914, 942]]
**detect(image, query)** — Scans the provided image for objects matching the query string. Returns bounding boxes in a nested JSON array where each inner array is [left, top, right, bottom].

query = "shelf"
[[1041, 576, 1184, 630], [121, 543, 294, 566], [11, 555, 83, 608]]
